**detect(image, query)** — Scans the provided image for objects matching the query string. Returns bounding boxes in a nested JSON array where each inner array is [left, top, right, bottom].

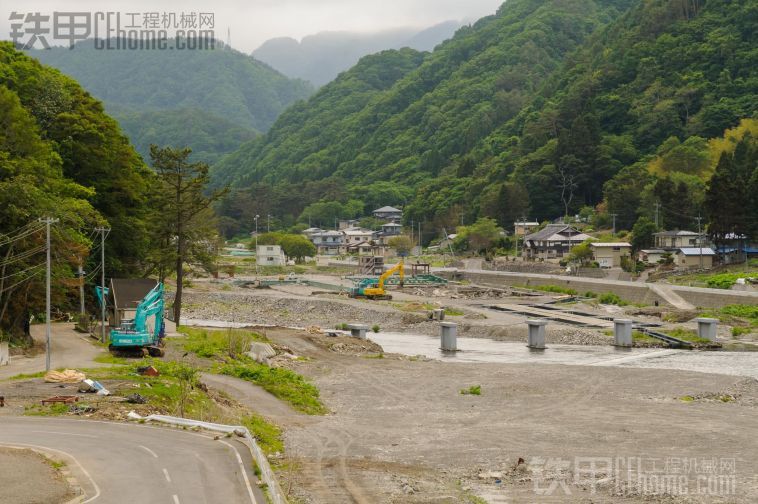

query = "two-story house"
[[523, 224, 590, 260], [372, 206, 403, 223]]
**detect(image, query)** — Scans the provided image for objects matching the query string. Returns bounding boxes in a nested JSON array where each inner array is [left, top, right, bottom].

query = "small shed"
[[109, 278, 159, 326], [676, 248, 716, 269]]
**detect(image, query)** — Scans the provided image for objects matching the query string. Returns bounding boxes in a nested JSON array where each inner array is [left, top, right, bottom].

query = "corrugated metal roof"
[[110, 278, 158, 310], [677, 248, 716, 256]]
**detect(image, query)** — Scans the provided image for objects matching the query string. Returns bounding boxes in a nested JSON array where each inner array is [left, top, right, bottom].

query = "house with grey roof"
[[523, 224, 590, 260], [372, 206, 403, 223]]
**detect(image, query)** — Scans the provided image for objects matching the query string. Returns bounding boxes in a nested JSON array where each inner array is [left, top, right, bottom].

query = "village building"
[[309, 230, 344, 255], [675, 247, 716, 269], [590, 242, 632, 268], [523, 224, 591, 260], [256, 245, 287, 266], [513, 221, 539, 237], [639, 249, 668, 265], [654, 230, 708, 250], [372, 206, 403, 223]]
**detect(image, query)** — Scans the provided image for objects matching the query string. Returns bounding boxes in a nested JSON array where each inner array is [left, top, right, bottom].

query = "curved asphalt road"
[[0, 417, 264, 504]]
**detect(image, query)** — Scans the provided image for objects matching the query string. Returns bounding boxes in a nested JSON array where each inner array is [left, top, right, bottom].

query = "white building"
[[256, 245, 286, 266], [343, 227, 376, 245]]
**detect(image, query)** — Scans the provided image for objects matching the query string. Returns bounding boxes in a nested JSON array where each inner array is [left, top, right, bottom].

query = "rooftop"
[[525, 224, 585, 242], [678, 247, 716, 256], [654, 230, 701, 237], [590, 242, 632, 248], [374, 206, 402, 213]]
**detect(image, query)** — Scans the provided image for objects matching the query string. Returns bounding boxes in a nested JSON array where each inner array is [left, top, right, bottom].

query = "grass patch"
[[217, 361, 327, 415], [93, 354, 130, 365], [460, 385, 482, 396], [632, 331, 660, 343], [363, 353, 384, 359], [4, 371, 46, 381], [241, 414, 283, 455], [666, 328, 711, 344], [530, 284, 578, 296], [24, 402, 70, 416], [180, 326, 268, 359], [732, 326, 753, 337], [680, 395, 695, 402], [598, 293, 627, 306], [444, 308, 465, 317]]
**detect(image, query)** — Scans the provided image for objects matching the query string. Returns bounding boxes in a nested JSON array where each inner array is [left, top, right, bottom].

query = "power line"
[[0, 223, 45, 247], [0, 262, 46, 281], [0, 268, 44, 295], [0, 245, 46, 267]]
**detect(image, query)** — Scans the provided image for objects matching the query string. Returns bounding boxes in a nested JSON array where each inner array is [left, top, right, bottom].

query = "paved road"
[[0, 323, 107, 380], [0, 417, 263, 504]]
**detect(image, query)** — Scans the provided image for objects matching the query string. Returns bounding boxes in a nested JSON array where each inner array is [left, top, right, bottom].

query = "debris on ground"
[[125, 393, 147, 404], [44, 369, 85, 383], [41, 395, 78, 405], [70, 404, 97, 415], [137, 365, 160, 376], [247, 342, 276, 364]]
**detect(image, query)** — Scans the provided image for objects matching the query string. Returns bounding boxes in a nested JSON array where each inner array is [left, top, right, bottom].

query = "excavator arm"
[[377, 260, 404, 290]]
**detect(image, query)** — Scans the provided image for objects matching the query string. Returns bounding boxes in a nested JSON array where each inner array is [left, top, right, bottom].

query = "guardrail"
[[127, 412, 286, 504]]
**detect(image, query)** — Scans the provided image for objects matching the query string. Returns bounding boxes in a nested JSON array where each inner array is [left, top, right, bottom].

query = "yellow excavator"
[[349, 260, 404, 300]]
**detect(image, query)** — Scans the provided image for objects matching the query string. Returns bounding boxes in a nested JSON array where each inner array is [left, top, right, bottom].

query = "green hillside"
[[29, 39, 312, 163], [214, 0, 757, 238], [0, 42, 157, 336], [116, 108, 258, 165]]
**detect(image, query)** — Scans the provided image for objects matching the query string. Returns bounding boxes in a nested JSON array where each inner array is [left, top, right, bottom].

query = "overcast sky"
[[1, 0, 504, 52]]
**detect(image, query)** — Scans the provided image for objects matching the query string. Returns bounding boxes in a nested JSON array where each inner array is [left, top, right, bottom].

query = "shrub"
[[598, 293, 625, 305], [371, 324, 380, 333], [461, 385, 482, 396]]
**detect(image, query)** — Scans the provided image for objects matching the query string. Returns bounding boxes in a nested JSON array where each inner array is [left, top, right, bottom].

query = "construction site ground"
[[2, 274, 758, 503]]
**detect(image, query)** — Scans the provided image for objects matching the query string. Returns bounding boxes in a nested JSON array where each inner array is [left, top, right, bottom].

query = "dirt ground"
[[254, 327, 758, 503], [0, 447, 75, 504]]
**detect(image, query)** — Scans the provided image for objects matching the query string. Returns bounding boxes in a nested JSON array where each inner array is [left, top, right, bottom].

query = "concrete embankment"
[[437, 269, 757, 309]]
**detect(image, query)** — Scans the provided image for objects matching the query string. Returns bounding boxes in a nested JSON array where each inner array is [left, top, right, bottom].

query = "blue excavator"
[[98, 283, 166, 357]]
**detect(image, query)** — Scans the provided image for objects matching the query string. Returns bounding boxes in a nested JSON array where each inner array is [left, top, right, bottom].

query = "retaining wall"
[[440, 269, 756, 309]]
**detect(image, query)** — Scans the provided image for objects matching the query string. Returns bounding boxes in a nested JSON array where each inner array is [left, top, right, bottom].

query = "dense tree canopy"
[[213, 0, 757, 239]]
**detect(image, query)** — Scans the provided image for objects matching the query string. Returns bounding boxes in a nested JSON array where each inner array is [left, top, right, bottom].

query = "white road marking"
[[139, 445, 159, 458], [163, 468, 172, 483], [0, 442, 101, 503], [219, 440, 257, 504], [32, 430, 99, 438], [172, 495, 180, 504]]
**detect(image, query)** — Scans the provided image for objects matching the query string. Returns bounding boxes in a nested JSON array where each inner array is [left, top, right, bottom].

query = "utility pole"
[[39, 217, 58, 371], [695, 215, 703, 269], [654, 203, 661, 228], [611, 213, 618, 235], [254, 215, 259, 275], [267, 214, 271, 233], [78, 263, 85, 316], [418, 222, 422, 256], [95, 227, 110, 343]]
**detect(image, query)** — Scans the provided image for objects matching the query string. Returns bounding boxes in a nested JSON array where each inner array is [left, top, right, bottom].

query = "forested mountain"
[[214, 0, 757, 239], [0, 42, 157, 336], [252, 21, 462, 87], [29, 39, 311, 163], [116, 109, 257, 165]]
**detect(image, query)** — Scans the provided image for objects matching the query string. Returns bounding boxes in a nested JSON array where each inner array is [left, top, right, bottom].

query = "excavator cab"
[[349, 260, 404, 300]]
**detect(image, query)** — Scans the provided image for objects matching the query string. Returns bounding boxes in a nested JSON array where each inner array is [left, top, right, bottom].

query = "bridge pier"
[[526, 319, 547, 349]]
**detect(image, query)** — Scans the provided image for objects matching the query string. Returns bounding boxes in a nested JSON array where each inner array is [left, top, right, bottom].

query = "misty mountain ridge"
[[252, 21, 463, 86]]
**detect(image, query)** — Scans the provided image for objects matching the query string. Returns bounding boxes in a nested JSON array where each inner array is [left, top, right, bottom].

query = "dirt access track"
[[224, 328, 758, 503]]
